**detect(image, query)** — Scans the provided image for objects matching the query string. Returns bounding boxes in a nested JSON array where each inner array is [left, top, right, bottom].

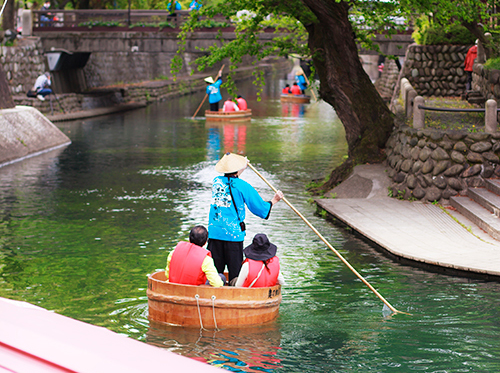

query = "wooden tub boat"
[[205, 109, 252, 121], [280, 94, 311, 104], [147, 271, 281, 328]]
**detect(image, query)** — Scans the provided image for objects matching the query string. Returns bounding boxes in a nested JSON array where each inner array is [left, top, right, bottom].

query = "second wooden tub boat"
[[147, 271, 282, 328], [205, 109, 252, 121], [280, 94, 311, 104]]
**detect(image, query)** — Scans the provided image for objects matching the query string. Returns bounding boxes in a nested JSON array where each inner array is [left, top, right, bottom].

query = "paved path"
[[316, 164, 500, 278]]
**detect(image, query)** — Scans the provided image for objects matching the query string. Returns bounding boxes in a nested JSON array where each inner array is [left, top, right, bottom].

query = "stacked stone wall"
[[403, 44, 469, 97], [472, 63, 500, 101], [374, 59, 400, 102], [386, 126, 500, 204], [0, 38, 46, 96]]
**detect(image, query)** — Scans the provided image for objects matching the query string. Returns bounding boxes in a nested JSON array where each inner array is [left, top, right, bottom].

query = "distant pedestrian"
[[189, 0, 202, 10], [167, 0, 182, 13], [465, 40, 478, 91], [32, 72, 52, 101]]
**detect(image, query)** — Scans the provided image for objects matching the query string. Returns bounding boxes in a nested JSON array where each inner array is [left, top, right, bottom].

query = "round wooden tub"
[[280, 94, 311, 104], [147, 271, 281, 328], [205, 109, 252, 121]]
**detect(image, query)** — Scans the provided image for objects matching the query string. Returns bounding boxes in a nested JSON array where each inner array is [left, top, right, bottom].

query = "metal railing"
[[32, 9, 227, 30]]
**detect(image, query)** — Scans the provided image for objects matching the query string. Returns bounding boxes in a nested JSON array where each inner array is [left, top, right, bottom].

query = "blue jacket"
[[208, 176, 272, 242], [296, 75, 307, 91], [206, 78, 222, 104]]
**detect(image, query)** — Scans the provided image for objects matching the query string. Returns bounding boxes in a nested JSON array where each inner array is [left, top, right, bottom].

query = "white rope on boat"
[[211, 295, 219, 331], [195, 294, 206, 330]]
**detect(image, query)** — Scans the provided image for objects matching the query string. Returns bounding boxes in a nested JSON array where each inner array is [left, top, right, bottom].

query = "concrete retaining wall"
[[386, 126, 500, 204], [0, 106, 71, 167]]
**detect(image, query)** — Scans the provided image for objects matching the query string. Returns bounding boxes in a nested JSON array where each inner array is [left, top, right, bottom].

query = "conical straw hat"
[[215, 153, 248, 173]]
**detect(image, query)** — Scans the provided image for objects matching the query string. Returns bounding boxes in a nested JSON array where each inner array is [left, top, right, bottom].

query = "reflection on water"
[[147, 321, 282, 372], [1, 72, 500, 371]]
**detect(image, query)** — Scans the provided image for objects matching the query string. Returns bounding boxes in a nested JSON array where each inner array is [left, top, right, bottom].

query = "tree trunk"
[[302, 0, 394, 192], [2, 0, 15, 30], [0, 65, 15, 109]]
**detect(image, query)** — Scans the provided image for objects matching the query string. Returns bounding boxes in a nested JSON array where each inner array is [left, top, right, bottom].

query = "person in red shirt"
[[282, 84, 291, 94], [290, 82, 302, 95], [464, 41, 478, 91], [234, 233, 285, 288], [223, 98, 240, 112], [236, 95, 248, 110]]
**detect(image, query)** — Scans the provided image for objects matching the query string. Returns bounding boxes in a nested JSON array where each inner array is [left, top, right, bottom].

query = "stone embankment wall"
[[402, 44, 469, 97], [472, 63, 500, 100], [386, 126, 500, 203], [374, 59, 400, 102], [0, 37, 46, 96]]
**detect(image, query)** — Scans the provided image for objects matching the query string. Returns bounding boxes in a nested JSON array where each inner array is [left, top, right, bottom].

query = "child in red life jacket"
[[282, 84, 291, 94], [234, 233, 285, 288]]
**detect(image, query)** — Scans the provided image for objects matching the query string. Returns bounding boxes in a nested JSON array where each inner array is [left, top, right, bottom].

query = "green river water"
[[1, 75, 499, 372]]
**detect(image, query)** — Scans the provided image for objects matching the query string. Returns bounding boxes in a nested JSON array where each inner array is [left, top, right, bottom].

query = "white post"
[[407, 89, 417, 119], [413, 96, 425, 129], [485, 99, 497, 134], [22, 10, 32, 36]]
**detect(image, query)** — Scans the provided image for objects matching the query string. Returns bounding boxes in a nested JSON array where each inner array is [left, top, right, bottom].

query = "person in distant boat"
[[208, 153, 284, 283], [282, 84, 291, 94], [223, 98, 240, 112], [205, 71, 223, 112], [236, 95, 248, 110], [234, 233, 285, 288], [166, 225, 225, 287], [295, 69, 307, 94], [290, 82, 301, 95]]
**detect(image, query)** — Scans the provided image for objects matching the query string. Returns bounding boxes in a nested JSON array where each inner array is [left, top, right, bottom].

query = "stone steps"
[[450, 179, 500, 240]]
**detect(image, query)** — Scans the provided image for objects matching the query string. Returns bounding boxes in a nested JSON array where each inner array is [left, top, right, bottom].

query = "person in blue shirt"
[[205, 71, 223, 112], [295, 69, 308, 94], [167, 0, 182, 12], [208, 153, 284, 282], [189, 0, 202, 10]]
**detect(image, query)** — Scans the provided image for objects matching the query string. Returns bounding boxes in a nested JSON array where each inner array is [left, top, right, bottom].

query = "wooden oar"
[[248, 162, 409, 315], [192, 64, 225, 119]]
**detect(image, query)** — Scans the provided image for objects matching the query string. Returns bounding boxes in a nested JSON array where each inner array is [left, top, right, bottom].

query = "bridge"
[[25, 9, 412, 92]]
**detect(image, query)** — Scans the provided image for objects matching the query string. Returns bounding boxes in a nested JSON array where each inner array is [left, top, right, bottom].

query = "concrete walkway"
[[316, 164, 500, 278]]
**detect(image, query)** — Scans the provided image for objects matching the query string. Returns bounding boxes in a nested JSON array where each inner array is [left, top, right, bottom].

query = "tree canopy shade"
[[175, 0, 402, 192]]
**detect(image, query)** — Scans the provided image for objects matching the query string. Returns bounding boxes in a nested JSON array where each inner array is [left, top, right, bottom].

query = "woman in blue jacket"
[[205, 72, 223, 112], [208, 153, 284, 282]]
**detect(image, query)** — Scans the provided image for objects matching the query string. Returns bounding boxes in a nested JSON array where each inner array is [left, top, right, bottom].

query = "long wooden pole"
[[300, 72, 318, 102], [248, 162, 408, 315], [192, 64, 225, 119]]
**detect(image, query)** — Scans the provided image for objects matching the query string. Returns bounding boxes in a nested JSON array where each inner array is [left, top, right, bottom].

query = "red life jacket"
[[169, 241, 210, 285], [223, 100, 237, 112], [282, 87, 291, 94], [242, 257, 280, 288], [291, 85, 301, 95], [237, 97, 248, 110]]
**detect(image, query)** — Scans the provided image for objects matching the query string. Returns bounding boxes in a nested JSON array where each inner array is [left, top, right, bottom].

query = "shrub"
[[413, 17, 475, 45]]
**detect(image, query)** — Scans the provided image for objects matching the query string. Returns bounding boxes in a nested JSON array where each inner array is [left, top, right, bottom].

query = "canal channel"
[[0, 73, 499, 371]]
